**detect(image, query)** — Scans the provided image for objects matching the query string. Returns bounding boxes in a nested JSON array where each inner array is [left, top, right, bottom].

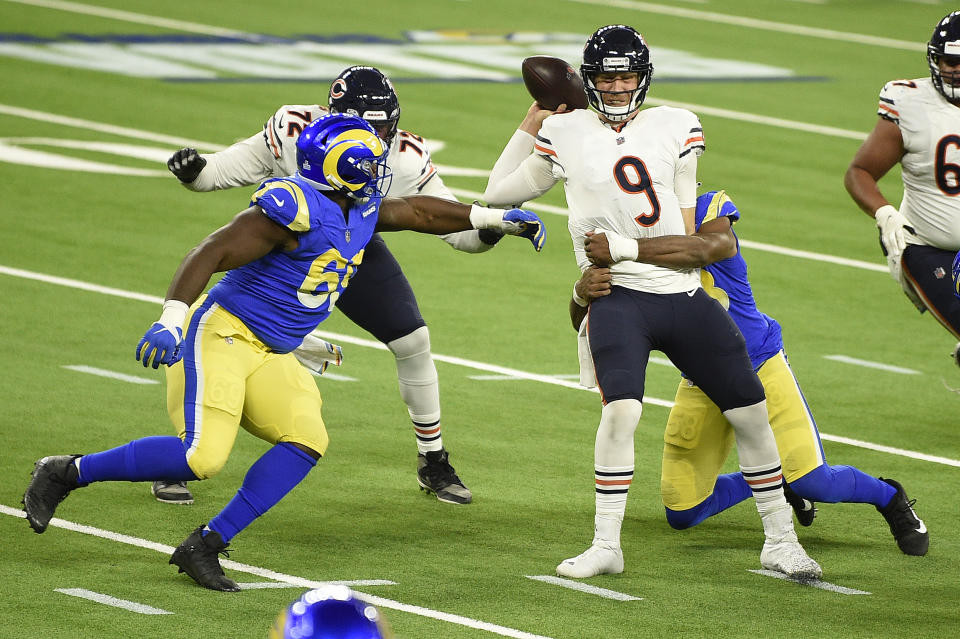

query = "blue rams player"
[[160, 66, 496, 507], [21, 114, 546, 591], [574, 190, 929, 556]]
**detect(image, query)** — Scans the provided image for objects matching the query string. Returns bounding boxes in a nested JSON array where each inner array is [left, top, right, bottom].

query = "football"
[[521, 55, 588, 111]]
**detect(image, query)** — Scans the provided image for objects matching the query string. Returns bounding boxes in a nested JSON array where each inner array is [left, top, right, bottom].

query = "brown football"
[[521, 55, 588, 111]]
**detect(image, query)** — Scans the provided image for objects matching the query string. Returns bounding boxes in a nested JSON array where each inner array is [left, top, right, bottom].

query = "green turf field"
[[2, 1, 959, 637]]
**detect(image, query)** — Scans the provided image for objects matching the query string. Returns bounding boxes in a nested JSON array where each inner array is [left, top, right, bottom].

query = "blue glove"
[[136, 323, 183, 369], [503, 208, 546, 252], [952, 250, 960, 299]]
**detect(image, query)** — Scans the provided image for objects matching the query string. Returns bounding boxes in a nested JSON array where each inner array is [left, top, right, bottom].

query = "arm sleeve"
[[184, 133, 278, 192], [675, 151, 699, 209], [482, 129, 558, 206]]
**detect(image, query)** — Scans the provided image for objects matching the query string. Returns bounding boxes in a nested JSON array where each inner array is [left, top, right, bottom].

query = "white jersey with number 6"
[[536, 107, 705, 294], [878, 78, 960, 250]]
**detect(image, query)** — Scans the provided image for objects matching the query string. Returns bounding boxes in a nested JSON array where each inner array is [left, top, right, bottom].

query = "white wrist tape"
[[468, 204, 504, 230], [572, 283, 589, 308], [606, 232, 639, 263], [158, 299, 189, 331]]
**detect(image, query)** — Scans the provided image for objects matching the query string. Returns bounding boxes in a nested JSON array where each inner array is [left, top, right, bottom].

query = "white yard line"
[[822, 355, 921, 375], [564, 0, 922, 51], [0, 504, 552, 639], [54, 588, 173, 614], [2, 263, 957, 468], [526, 575, 643, 601], [747, 570, 872, 595], [2, 0, 262, 40], [63, 365, 160, 385]]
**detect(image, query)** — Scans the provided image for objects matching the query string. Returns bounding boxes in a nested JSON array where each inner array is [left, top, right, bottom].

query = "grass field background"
[[2, 1, 959, 637]]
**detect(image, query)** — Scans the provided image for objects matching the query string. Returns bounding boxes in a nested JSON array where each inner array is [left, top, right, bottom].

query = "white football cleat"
[[556, 543, 624, 578], [760, 505, 822, 580]]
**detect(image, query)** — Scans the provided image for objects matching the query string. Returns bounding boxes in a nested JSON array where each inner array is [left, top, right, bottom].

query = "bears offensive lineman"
[[22, 114, 546, 591], [482, 25, 820, 580], [159, 66, 493, 506], [845, 11, 960, 369], [574, 190, 929, 557]]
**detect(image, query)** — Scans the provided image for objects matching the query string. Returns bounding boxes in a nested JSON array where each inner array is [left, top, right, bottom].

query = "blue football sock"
[[665, 472, 752, 529], [77, 436, 196, 484], [789, 464, 897, 507], [207, 442, 317, 543]]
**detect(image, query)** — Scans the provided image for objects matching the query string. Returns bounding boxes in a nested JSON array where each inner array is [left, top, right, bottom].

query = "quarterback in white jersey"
[[845, 11, 960, 365], [483, 25, 819, 582], [161, 66, 489, 509]]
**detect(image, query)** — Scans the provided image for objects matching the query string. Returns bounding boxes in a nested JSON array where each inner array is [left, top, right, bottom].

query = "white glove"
[[293, 333, 343, 376], [875, 205, 908, 257]]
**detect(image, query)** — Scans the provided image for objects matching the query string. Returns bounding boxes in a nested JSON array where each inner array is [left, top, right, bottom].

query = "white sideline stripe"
[[4, 263, 960, 467], [565, 0, 922, 52], [822, 355, 921, 375], [818, 434, 960, 468], [63, 365, 160, 385], [0, 106, 889, 274], [526, 575, 643, 601], [310, 372, 359, 382], [0, 505, 552, 639], [747, 570, 872, 595], [2, 0, 262, 40], [55, 588, 173, 614], [239, 580, 396, 589]]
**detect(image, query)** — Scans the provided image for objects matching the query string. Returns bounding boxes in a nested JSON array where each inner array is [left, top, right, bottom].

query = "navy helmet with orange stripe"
[[928, 11, 960, 102], [580, 25, 654, 122], [329, 66, 401, 145]]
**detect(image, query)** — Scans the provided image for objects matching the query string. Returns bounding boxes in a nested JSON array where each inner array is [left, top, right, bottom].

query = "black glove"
[[167, 148, 207, 183], [477, 229, 505, 246]]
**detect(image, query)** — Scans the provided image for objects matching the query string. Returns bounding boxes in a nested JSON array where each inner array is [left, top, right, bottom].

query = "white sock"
[[724, 401, 787, 515], [592, 399, 642, 545], [387, 327, 443, 454]]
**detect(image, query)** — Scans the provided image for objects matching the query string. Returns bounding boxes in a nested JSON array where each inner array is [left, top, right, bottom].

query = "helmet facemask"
[[580, 25, 654, 123], [928, 11, 960, 102]]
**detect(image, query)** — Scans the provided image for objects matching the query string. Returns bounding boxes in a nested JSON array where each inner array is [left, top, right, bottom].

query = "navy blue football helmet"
[[580, 25, 654, 122], [329, 66, 401, 145], [269, 587, 389, 639], [928, 11, 960, 101], [296, 113, 392, 200]]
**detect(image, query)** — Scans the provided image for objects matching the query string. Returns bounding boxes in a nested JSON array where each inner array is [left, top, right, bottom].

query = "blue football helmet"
[[580, 25, 654, 122], [296, 113, 392, 200], [928, 11, 960, 101], [269, 587, 389, 639]]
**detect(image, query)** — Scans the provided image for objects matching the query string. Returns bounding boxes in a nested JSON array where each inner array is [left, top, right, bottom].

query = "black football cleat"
[[782, 480, 817, 527], [23, 455, 82, 533], [877, 478, 929, 556], [170, 526, 241, 592], [417, 449, 472, 505]]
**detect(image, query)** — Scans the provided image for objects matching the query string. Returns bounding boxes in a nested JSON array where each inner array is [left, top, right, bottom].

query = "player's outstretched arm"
[[136, 207, 297, 369], [377, 196, 546, 251], [585, 217, 736, 267], [167, 134, 277, 192]]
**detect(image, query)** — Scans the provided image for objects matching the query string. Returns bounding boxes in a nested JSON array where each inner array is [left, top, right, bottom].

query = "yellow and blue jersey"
[[695, 190, 783, 370], [208, 175, 380, 353]]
